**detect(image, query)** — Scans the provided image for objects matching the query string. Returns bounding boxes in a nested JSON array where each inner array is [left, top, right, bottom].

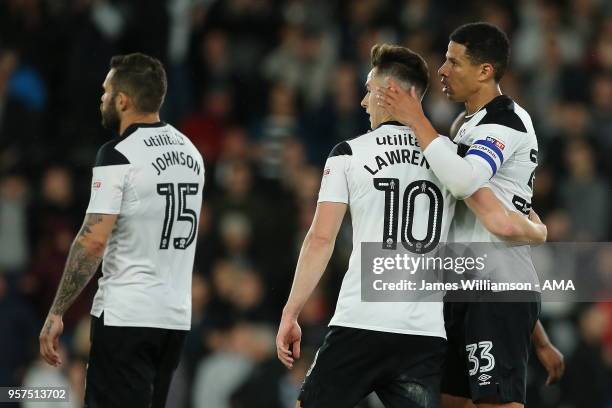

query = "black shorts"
[[441, 294, 541, 404], [84, 313, 187, 408], [298, 326, 447, 408]]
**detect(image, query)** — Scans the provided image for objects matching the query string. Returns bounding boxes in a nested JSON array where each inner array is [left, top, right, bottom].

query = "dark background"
[[0, 0, 610, 407]]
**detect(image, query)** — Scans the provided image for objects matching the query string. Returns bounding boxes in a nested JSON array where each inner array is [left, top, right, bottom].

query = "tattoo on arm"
[[49, 214, 106, 316]]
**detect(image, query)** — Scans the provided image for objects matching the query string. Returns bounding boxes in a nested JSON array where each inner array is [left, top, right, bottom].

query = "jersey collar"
[[120, 121, 167, 139], [375, 120, 404, 130], [481, 95, 514, 114]]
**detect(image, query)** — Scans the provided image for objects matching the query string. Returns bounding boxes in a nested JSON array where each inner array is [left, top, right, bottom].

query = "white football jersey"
[[448, 96, 539, 289], [449, 95, 539, 243], [318, 121, 455, 338], [86, 122, 205, 330]]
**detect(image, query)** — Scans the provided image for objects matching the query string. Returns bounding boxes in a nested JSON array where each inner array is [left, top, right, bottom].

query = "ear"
[[116, 92, 130, 112], [480, 63, 495, 82]]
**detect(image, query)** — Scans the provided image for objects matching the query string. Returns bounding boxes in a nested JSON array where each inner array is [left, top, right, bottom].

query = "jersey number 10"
[[157, 183, 199, 250], [374, 178, 443, 254]]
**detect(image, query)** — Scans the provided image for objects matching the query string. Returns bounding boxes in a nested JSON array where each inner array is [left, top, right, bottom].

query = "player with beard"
[[39, 53, 204, 408], [377, 23, 564, 408]]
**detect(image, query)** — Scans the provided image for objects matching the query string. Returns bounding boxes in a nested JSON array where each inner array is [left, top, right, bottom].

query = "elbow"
[[305, 231, 334, 249], [448, 182, 473, 200], [77, 236, 107, 257]]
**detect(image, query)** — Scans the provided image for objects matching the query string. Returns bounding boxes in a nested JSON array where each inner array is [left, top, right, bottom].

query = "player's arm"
[[277, 202, 347, 368], [532, 320, 565, 385], [377, 82, 493, 199], [40, 140, 129, 366], [465, 188, 547, 243], [40, 213, 117, 366]]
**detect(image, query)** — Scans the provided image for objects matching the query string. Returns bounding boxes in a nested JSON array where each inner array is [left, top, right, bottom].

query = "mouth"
[[441, 81, 451, 94]]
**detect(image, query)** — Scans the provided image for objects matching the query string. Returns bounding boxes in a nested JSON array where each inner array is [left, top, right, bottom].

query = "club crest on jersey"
[[92, 181, 102, 189], [486, 137, 505, 151], [323, 168, 331, 176]]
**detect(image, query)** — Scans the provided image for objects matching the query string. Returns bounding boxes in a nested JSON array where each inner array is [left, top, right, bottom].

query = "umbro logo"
[[478, 373, 492, 385]]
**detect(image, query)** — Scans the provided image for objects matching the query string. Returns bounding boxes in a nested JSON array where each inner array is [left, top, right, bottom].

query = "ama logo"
[[486, 136, 505, 151]]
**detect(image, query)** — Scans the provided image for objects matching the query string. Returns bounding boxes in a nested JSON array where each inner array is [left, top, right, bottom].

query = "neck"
[[464, 84, 502, 116], [375, 113, 395, 128], [119, 112, 161, 135]]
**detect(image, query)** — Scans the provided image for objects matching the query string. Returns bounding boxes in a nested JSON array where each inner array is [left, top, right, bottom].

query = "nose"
[[438, 63, 448, 78], [361, 94, 368, 109]]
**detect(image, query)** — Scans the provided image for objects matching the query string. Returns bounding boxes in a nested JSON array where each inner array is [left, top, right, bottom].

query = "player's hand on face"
[[276, 315, 302, 369], [535, 342, 565, 385], [376, 78, 425, 127], [39, 314, 64, 367]]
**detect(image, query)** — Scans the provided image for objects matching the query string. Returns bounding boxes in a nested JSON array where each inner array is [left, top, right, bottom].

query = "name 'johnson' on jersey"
[[86, 122, 204, 330]]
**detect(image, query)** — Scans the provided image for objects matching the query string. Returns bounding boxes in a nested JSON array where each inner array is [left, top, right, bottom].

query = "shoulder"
[[328, 140, 354, 158], [475, 95, 528, 133], [169, 124, 205, 162], [95, 138, 130, 167]]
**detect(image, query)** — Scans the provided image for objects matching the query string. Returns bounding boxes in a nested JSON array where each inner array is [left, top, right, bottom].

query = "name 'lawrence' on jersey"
[[86, 122, 205, 330], [318, 121, 455, 338]]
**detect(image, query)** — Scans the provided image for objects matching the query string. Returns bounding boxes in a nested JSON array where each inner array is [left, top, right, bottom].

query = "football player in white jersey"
[[377, 23, 564, 408], [276, 44, 547, 408], [39, 53, 204, 408]]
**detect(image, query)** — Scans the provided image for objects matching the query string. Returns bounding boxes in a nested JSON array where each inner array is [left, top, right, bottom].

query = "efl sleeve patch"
[[86, 165, 130, 214], [318, 156, 349, 203], [466, 139, 504, 176]]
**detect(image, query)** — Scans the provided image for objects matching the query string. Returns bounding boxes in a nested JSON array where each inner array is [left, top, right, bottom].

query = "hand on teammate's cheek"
[[375, 78, 426, 128]]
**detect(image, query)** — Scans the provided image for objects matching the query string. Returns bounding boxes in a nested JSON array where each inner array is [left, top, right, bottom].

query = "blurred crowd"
[[0, 0, 611, 407]]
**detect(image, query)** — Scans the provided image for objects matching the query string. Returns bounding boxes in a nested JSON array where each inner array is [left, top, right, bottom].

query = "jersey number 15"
[[157, 183, 199, 250]]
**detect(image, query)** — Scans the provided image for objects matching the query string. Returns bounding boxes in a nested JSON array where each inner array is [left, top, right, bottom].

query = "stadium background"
[[0, 0, 610, 407]]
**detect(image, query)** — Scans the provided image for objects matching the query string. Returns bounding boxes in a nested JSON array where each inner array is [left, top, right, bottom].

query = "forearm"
[[507, 211, 547, 243], [532, 320, 551, 348], [48, 214, 109, 316], [49, 238, 102, 316], [283, 232, 335, 318], [411, 115, 441, 150], [465, 192, 547, 243], [424, 137, 490, 198]]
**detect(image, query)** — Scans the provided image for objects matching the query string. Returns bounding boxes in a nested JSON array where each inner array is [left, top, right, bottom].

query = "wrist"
[[282, 304, 301, 319], [412, 118, 438, 149]]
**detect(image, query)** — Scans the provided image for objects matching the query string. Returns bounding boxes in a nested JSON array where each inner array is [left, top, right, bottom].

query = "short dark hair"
[[109, 53, 167, 113], [370, 44, 429, 96], [450, 22, 510, 82]]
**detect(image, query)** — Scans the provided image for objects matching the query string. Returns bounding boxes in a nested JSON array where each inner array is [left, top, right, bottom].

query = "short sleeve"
[[86, 141, 130, 214], [465, 124, 523, 178], [317, 141, 351, 204]]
